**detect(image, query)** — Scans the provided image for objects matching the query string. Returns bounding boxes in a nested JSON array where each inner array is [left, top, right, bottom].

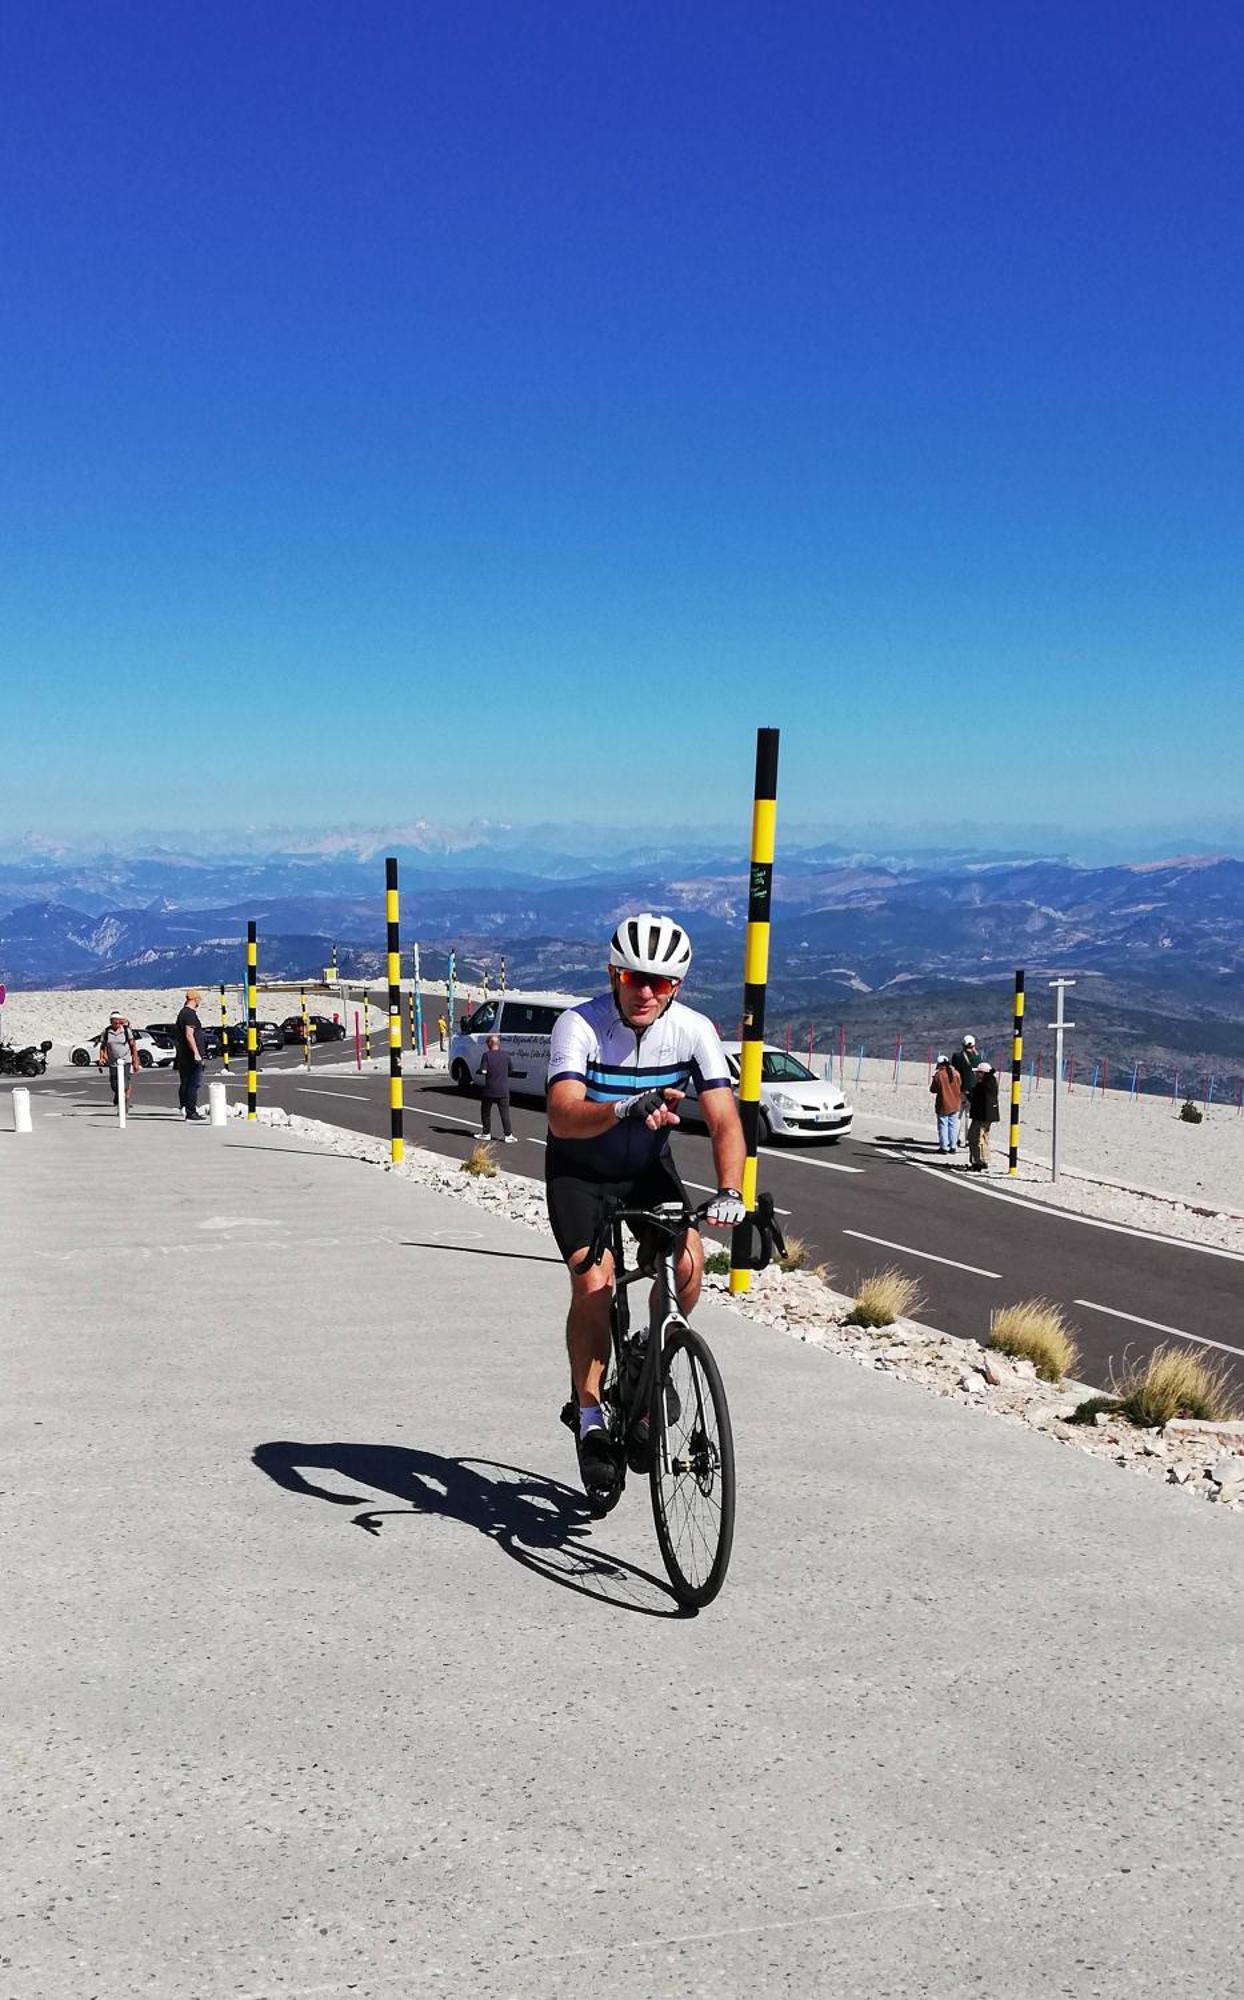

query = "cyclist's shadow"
[[251, 1441, 690, 1618]]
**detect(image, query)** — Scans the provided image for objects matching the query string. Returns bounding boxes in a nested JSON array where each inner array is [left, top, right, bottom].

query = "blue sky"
[[2, 2, 1241, 842]]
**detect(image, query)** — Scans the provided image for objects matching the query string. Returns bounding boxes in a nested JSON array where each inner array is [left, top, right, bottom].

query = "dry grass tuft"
[[777, 1232, 811, 1272], [846, 1267, 924, 1329], [1110, 1344, 1240, 1428], [462, 1139, 497, 1177], [989, 1299, 1079, 1383]]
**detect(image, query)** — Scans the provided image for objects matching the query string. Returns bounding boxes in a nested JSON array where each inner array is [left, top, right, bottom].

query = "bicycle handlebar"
[[573, 1191, 786, 1276]]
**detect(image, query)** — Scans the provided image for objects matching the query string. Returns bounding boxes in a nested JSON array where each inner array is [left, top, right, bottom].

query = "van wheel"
[[451, 1060, 472, 1092]]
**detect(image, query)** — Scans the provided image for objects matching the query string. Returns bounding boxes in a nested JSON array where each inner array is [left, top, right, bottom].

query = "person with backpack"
[[966, 1061, 1000, 1172], [951, 1034, 980, 1148], [97, 1011, 139, 1110]]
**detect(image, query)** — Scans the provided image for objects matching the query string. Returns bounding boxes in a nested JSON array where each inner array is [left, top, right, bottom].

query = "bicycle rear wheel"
[[649, 1322, 735, 1608]]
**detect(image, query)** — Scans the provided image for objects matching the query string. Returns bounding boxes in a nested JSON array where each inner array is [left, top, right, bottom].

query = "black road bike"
[[565, 1191, 785, 1609]]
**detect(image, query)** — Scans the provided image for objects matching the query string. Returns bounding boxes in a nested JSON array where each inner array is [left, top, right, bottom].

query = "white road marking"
[[403, 1105, 480, 1130], [1073, 1298, 1244, 1361], [842, 1229, 1001, 1280], [914, 1160, 1244, 1263], [294, 1088, 370, 1101], [760, 1146, 863, 1175]]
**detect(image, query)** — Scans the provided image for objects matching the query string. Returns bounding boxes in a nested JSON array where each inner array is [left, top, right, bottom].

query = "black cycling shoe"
[[576, 1425, 623, 1511]]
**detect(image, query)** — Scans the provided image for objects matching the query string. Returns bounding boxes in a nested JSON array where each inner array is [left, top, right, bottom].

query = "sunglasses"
[[615, 968, 680, 996]]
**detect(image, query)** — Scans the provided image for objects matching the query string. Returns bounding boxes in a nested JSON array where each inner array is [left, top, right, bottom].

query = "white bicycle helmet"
[[608, 913, 693, 979]]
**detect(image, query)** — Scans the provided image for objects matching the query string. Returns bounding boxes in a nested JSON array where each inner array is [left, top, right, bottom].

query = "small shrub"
[[1111, 1344, 1240, 1428], [989, 1299, 1080, 1383], [462, 1140, 497, 1178], [846, 1267, 924, 1328], [703, 1249, 731, 1276], [1068, 1395, 1122, 1426], [1180, 1098, 1203, 1124]]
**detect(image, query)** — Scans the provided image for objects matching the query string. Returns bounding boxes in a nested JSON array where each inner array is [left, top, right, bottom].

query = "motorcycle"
[[0, 1039, 53, 1078]]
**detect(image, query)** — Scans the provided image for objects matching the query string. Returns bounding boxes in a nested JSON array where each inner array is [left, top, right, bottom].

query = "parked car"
[[69, 1028, 174, 1071], [279, 1013, 347, 1046], [677, 1042, 854, 1145]]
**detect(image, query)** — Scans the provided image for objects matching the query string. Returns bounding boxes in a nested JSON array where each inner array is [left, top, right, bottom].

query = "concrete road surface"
[[3, 1100, 1243, 1997]]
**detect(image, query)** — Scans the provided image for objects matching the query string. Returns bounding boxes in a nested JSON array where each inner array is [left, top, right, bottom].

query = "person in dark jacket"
[[950, 1034, 979, 1148], [476, 1034, 516, 1143], [967, 1061, 1000, 1172]]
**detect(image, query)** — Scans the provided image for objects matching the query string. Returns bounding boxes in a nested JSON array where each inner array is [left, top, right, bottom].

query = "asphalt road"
[[31, 1052, 1242, 1391]]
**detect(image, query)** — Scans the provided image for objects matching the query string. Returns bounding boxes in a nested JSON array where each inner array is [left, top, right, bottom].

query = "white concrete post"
[[116, 1053, 128, 1131], [12, 1086, 32, 1134], [208, 1079, 227, 1126]]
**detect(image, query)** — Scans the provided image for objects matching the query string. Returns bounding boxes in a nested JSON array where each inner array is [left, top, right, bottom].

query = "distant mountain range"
[[3, 836, 1243, 1087]]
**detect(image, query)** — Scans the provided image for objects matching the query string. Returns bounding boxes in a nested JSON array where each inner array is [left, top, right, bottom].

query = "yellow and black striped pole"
[[500, 955, 507, 993], [730, 727, 780, 1295], [219, 982, 230, 1072], [246, 922, 258, 1121], [1009, 968, 1025, 1176], [300, 985, 310, 1070], [386, 857, 405, 1164], [364, 988, 372, 1062]]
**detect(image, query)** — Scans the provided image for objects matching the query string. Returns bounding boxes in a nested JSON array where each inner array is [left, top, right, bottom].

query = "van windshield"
[[464, 1002, 498, 1034]]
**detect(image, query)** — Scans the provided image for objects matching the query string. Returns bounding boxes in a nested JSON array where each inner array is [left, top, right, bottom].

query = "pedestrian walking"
[[929, 1054, 962, 1154], [437, 1013, 448, 1052], [174, 987, 208, 1121], [951, 1034, 979, 1148], [97, 1011, 139, 1109], [966, 1061, 1000, 1172], [476, 1033, 517, 1143]]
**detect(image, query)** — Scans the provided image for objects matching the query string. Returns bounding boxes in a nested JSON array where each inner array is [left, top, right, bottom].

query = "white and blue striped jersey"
[[546, 991, 732, 1177]]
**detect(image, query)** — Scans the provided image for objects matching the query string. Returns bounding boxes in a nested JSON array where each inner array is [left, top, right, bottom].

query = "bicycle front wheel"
[[649, 1322, 735, 1608]]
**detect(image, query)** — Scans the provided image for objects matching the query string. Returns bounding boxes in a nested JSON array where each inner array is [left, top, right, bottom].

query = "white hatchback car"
[[679, 1041, 853, 1145], [68, 1028, 175, 1071]]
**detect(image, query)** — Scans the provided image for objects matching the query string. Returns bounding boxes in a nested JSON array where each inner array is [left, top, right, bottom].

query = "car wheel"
[[138, 1050, 153, 1068], [71, 1047, 91, 1067], [757, 1109, 773, 1146], [451, 1060, 472, 1092]]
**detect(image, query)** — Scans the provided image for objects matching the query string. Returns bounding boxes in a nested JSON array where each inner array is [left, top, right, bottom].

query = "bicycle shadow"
[[251, 1440, 690, 1618]]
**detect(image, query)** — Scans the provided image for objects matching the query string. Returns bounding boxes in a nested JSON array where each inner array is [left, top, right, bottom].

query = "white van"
[[449, 990, 588, 1098]]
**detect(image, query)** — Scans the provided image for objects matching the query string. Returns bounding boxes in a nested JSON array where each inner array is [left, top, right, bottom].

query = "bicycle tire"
[[649, 1322, 735, 1608]]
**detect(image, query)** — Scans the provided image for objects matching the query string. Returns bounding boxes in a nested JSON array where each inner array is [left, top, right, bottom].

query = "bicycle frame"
[[605, 1200, 690, 1458]]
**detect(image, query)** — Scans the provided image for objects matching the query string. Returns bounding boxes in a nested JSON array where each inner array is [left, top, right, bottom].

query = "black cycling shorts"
[[545, 1150, 694, 1264]]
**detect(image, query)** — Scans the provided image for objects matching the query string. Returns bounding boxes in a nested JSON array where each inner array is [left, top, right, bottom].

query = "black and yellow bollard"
[[1009, 968, 1025, 1175], [500, 955, 507, 994], [730, 728, 780, 1294], [300, 986, 311, 1070], [386, 857, 405, 1164], [364, 989, 372, 1062], [246, 922, 258, 1121], [219, 982, 230, 1072]]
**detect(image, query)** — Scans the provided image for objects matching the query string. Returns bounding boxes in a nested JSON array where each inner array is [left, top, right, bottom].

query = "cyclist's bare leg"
[[565, 1246, 615, 1409]]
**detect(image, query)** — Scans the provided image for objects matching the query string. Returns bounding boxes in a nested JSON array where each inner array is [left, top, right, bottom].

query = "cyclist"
[[546, 913, 746, 1499]]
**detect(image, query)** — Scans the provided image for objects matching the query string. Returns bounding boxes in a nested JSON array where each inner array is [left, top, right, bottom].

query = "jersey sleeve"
[[687, 1014, 732, 1094], [547, 1005, 594, 1088]]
